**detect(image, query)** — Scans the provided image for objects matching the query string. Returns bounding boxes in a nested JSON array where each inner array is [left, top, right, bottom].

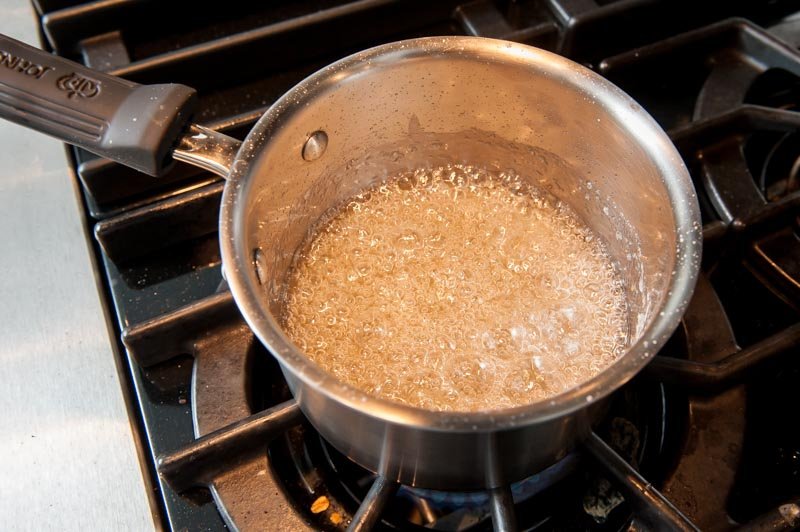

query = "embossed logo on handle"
[[56, 72, 101, 99]]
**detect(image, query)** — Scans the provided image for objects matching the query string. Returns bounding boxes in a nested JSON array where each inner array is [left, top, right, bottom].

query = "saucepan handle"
[[0, 33, 198, 177]]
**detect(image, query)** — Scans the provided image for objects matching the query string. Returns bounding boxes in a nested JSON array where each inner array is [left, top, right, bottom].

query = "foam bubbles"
[[281, 164, 629, 411]]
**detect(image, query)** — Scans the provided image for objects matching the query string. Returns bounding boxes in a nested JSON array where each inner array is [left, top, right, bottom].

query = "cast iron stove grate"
[[30, 1, 800, 530]]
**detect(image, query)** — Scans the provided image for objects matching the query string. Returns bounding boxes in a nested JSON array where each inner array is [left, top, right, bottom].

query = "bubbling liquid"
[[281, 164, 629, 412]]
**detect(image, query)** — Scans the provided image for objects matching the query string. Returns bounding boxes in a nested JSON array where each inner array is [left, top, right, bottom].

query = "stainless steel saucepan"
[[0, 34, 701, 490]]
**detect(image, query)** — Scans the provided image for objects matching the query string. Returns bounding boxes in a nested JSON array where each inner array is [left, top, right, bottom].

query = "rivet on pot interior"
[[302, 130, 328, 161], [253, 248, 266, 285]]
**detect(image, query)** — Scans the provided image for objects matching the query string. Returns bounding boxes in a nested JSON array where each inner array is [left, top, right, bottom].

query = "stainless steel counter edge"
[[0, 2, 156, 530]]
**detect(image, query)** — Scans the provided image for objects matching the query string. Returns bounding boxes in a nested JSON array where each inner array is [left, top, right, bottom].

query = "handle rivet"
[[302, 130, 328, 161]]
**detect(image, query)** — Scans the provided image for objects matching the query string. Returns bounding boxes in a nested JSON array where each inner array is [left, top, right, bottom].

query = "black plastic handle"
[[0, 34, 196, 176]]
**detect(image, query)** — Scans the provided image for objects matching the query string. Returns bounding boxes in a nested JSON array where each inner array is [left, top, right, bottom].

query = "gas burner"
[[142, 289, 685, 532], [265, 378, 686, 531]]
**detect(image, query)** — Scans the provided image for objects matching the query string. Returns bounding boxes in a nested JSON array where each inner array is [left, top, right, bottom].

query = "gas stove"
[[31, 1, 800, 530]]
